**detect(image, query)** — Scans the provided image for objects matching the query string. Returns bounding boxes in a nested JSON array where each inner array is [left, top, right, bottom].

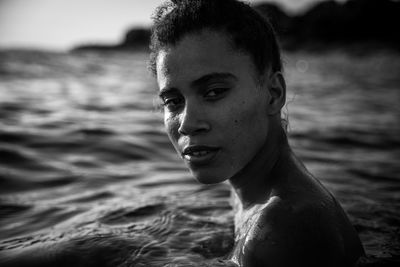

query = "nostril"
[[178, 125, 188, 135], [179, 126, 209, 136], [178, 119, 210, 136]]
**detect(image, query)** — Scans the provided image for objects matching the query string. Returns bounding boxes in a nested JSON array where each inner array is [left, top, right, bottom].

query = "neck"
[[229, 122, 289, 210]]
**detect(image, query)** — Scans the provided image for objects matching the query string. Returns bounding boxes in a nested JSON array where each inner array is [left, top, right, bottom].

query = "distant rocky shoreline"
[[72, 0, 399, 53], [72, 28, 150, 52]]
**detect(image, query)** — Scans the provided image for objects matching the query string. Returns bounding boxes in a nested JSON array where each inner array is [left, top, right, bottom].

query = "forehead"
[[156, 30, 257, 89]]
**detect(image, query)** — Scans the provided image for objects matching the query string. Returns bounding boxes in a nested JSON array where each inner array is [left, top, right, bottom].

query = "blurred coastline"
[[71, 0, 400, 54]]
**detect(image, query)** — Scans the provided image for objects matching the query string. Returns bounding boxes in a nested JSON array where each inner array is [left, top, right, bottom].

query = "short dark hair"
[[149, 0, 282, 77]]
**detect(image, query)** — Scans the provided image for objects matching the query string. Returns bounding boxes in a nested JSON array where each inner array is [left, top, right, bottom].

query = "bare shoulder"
[[236, 195, 362, 267]]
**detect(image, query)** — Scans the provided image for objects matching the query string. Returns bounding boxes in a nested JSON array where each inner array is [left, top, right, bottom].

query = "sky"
[[0, 0, 331, 51]]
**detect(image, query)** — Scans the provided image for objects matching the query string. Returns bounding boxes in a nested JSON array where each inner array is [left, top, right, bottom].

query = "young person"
[[150, 0, 365, 266]]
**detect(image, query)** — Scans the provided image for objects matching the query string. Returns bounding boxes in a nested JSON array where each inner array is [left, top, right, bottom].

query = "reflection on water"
[[0, 50, 399, 266]]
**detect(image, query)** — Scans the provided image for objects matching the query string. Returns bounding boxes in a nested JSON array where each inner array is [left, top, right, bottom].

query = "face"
[[156, 30, 272, 184]]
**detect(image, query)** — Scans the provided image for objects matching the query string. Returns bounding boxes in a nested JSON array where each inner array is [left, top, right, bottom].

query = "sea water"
[[0, 50, 399, 266]]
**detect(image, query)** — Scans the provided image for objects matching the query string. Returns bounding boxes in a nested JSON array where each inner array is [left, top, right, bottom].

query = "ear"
[[267, 71, 286, 115]]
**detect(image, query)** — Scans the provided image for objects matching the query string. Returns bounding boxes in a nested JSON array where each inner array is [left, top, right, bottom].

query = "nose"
[[178, 102, 210, 136]]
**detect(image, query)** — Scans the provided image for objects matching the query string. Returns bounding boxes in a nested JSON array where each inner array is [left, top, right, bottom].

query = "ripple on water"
[[70, 127, 116, 137], [0, 131, 31, 144], [0, 234, 155, 267], [65, 191, 114, 204], [0, 206, 86, 240], [0, 204, 32, 218], [99, 203, 165, 225], [0, 147, 47, 169]]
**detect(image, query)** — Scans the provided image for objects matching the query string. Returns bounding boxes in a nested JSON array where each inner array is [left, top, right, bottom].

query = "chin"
[[190, 170, 228, 185]]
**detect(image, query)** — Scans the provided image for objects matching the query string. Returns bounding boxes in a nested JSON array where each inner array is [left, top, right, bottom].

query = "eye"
[[162, 96, 184, 111], [204, 88, 229, 99]]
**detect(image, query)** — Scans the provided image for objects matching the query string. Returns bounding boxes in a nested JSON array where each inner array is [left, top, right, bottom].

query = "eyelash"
[[161, 96, 184, 110], [161, 87, 229, 110], [204, 87, 228, 99]]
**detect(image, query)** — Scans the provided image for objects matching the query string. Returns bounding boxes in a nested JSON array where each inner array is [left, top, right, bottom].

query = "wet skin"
[[156, 29, 364, 266]]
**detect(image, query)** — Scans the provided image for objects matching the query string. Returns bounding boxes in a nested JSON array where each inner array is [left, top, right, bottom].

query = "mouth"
[[181, 145, 220, 165]]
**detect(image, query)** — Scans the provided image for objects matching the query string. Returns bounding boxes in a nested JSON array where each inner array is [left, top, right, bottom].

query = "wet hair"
[[149, 0, 282, 77]]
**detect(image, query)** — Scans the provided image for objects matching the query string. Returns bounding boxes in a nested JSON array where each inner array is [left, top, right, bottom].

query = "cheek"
[[230, 100, 261, 126], [164, 114, 180, 144], [226, 101, 268, 145]]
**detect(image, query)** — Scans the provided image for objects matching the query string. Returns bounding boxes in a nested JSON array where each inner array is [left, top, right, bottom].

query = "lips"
[[182, 145, 220, 165]]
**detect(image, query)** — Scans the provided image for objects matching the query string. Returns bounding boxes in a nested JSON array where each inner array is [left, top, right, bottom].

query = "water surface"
[[0, 50, 399, 266]]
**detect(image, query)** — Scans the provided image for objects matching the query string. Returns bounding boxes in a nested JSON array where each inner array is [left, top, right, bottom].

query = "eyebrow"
[[191, 72, 237, 88], [158, 87, 179, 99], [159, 72, 237, 98]]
